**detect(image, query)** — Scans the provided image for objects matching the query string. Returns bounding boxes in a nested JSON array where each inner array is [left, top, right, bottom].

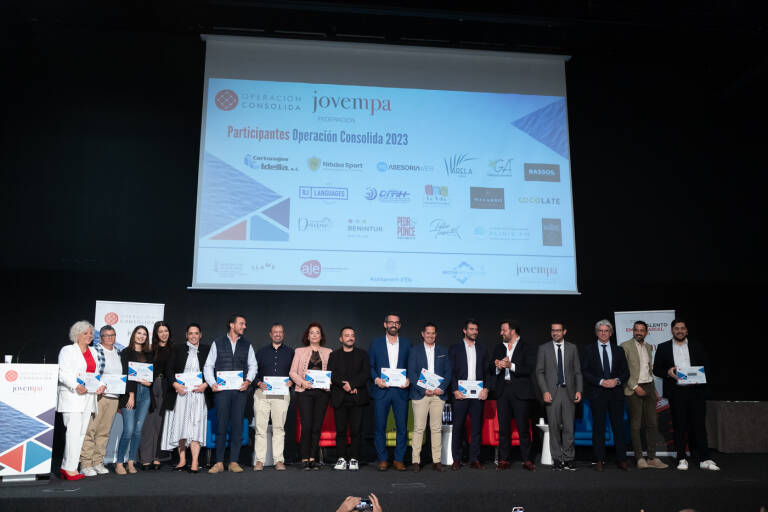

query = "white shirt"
[[424, 342, 435, 373], [203, 334, 258, 387], [597, 340, 616, 386], [101, 345, 123, 399], [386, 336, 400, 370], [553, 341, 566, 385], [464, 339, 477, 381], [673, 339, 691, 368], [635, 340, 653, 384], [495, 337, 519, 380]]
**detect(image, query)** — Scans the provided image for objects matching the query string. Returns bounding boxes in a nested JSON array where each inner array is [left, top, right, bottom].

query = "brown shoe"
[[469, 461, 485, 470], [208, 462, 224, 474], [616, 461, 630, 471], [410, 463, 420, 472], [646, 458, 668, 469], [275, 461, 286, 471], [497, 460, 511, 470], [636, 457, 648, 469], [432, 463, 444, 472], [595, 461, 604, 472], [451, 461, 460, 471], [228, 462, 244, 473], [522, 460, 536, 472], [377, 461, 389, 472], [253, 461, 264, 471], [393, 461, 407, 471]]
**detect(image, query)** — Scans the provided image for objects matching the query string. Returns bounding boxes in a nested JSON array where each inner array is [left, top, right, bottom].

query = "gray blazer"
[[535, 341, 583, 398]]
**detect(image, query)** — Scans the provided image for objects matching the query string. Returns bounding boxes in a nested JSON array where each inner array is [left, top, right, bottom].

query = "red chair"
[[465, 400, 532, 464], [296, 404, 350, 464]]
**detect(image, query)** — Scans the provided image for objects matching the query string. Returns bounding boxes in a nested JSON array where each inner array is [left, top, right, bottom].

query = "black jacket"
[[164, 343, 213, 411], [490, 340, 537, 400], [328, 347, 370, 408], [653, 339, 710, 398], [580, 341, 630, 400]]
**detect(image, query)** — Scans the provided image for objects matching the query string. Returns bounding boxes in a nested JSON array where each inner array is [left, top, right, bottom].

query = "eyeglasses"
[[386, 321, 401, 326], [101, 334, 116, 338]]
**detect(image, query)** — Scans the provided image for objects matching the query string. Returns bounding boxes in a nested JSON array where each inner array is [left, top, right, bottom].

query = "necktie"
[[556, 344, 565, 386], [601, 344, 611, 380]]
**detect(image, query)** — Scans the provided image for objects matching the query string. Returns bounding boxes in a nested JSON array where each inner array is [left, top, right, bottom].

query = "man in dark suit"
[[369, 312, 411, 471], [448, 318, 491, 470], [536, 321, 583, 471], [653, 319, 719, 471], [491, 320, 536, 471], [407, 322, 452, 472], [581, 319, 630, 471]]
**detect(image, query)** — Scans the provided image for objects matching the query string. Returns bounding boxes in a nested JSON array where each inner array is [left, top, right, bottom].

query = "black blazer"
[[581, 341, 630, 400], [490, 340, 536, 400], [448, 341, 491, 393], [653, 339, 710, 398], [164, 343, 213, 411], [328, 347, 370, 408], [118, 349, 155, 411]]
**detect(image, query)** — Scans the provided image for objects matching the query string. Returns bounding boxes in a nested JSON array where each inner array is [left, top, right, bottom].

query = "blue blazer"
[[369, 336, 411, 400], [408, 343, 452, 401]]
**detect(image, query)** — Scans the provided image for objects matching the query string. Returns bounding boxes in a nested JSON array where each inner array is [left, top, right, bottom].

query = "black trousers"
[[333, 401, 364, 460], [668, 385, 709, 461], [214, 390, 247, 464], [497, 384, 532, 463], [452, 398, 483, 463], [297, 389, 330, 460], [589, 393, 627, 463]]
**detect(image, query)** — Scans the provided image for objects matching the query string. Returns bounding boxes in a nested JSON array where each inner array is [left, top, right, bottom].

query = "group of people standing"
[[56, 312, 719, 480]]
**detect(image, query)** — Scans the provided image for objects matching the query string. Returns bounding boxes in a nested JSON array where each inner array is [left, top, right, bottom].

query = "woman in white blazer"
[[58, 320, 105, 480]]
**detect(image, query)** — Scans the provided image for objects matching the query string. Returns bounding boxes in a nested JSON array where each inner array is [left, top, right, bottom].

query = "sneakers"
[[636, 457, 649, 469], [646, 457, 669, 469], [334, 458, 348, 471], [561, 461, 576, 471], [348, 459, 359, 471], [81, 466, 97, 477], [93, 464, 109, 475], [275, 461, 286, 471], [552, 460, 563, 471], [253, 461, 264, 471], [677, 459, 689, 471], [700, 459, 720, 471]]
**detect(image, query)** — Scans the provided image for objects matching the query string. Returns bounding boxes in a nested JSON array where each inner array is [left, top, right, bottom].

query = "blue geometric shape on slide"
[[250, 215, 289, 242], [512, 98, 570, 160], [35, 428, 54, 449], [200, 152, 282, 237], [37, 407, 56, 427], [262, 198, 290, 229], [0, 402, 47, 454], [24, 441, 51, 471]]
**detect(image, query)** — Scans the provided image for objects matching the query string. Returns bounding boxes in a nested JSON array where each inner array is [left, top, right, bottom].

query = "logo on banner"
[[429, 219, 461, 239], [516, 264, 558, 278], [397, 217, 416, 239], [423, 185, 449, 206], [312, 91, 391, 116], [300, 260, 322, 278], [215, 90, 239, 111], [347, 218, 384, 237], [524, 163, 560, 182], [542, 218, 563, 246], [444, 154, 476, 177], [377, 161, 434, 173], [299, 186, 348, 201], [488, 158, 514, 177], [5, 370, 19, 382], [442, 261, 484, 284], [518, 196, 560, 206], [104, 312, 119, 325], [470, 187, 505, 209], [364, 187, 410, 203], [298, 217, 333, 232]]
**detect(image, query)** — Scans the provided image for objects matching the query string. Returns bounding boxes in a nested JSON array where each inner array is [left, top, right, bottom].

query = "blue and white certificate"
[[264, 376, 291, 395], [176, 372, 204, 390], [676, 366, 707, 385], [417, 369, 444, 391], [305, 370, 331, 390], [77, 372, 101, 393], [216, 370, 244, 390], [381, 368, 407, 387], [458, 380, 484, 398], [100, 374, 127, 394], [127, 362, 154, 383]]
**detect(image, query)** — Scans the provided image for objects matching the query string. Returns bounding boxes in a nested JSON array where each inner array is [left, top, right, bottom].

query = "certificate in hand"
[[417, 368, 444, 391], [76, 372, 101, 393], [381, 368, 407, 387], [458, 380, 484, 398], [175, 372, 203, 390], [216, 371, 244, 390], [127, 361, 154, 383], [676, 366, 707, 385], [100, 374, 127, 394], [305, 370, 331, 390], [264, 376, 291, 395]]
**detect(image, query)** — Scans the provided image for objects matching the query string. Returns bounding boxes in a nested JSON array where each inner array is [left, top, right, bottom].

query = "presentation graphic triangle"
[[249, 215, 289, 241], [0, 402, 48, 454], [211, 220, 247, 240], [262, 198, 290, 229], [35, 429, 54, 449], [512, 98, 570, 160], [24, 441, 51, 471], [0, 444, 24, 472], [37, 407, 56, 426]]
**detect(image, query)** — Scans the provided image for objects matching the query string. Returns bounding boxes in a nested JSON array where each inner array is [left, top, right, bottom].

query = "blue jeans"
[[118, 384, 150, 462]]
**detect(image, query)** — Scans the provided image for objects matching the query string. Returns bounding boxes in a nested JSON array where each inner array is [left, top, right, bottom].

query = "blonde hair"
[[69, 320, 94, 343]]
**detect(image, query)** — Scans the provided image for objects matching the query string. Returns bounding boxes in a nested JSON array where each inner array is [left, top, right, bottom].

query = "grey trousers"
[[545, 386, 576, 461], [139, 376, 166, 464]]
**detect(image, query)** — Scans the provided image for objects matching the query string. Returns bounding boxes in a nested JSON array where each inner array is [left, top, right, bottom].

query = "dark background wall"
[[1, 3, 765, 400]]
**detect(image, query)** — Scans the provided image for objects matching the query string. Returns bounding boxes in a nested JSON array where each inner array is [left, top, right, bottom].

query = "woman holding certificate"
[[116, 325, 153, 475], [162, 323, 211, 473], [57, 320, 105, 480], [139, 321, 173, 470], [290, 322, 332, 470]]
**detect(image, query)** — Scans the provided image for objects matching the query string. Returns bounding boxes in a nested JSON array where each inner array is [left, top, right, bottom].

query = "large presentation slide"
[[192, 37, 577, 294]]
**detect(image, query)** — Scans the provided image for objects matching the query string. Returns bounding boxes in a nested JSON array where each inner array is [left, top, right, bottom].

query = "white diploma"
[[676, 366, 707, 385], [76, 372, 101, 393], [127, 361, 154, 383], [458, 380, 484, 398], [175, 372, 203, 390], [381, 367, 407, 387], [417, 368, 445, 391], [305, 370, 331, 390], [263, 376, 291, 395], [216, 370, 244, 390], [100, 374, 127, 394]]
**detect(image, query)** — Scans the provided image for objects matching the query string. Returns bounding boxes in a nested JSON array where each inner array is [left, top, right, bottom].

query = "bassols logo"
[[313, 91, 391, 116], [300, 260, 322, 278], [5, 370, 19, 382], [524, 163, 560, 182], [215, 90, 239, 111]]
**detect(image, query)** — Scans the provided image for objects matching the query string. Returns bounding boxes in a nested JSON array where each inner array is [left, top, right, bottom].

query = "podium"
[[0, 364, 58, 483]]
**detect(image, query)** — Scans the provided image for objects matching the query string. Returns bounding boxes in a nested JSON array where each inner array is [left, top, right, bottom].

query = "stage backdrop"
[[94, 300, 165, 350]]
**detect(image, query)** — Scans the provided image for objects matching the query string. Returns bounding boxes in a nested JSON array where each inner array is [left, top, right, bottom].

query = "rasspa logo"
[[5, 370, 19, 382], [215, 90, 239, 111], [300, 260, 322, 278], [444, 154, 476, 177], [524, 163, 561, 182], [313, 91, 391, 116]]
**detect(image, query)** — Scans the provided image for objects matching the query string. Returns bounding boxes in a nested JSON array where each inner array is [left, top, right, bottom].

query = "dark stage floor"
[[1, 453, 766, 512]]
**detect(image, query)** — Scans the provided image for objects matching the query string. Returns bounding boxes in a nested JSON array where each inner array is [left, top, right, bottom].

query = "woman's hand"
[[126, 393, 135, 410], [193, 382, 208, 393], [173, 382, 187, 396], [75, 384, 87, 395]]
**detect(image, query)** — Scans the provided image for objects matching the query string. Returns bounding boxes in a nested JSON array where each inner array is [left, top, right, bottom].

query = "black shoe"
[[152, 463, 162, 471], [552, 460, 563, 471], [562, 461, 576, 471], [312, 461, 320, 471], [303, 461, 312, 471], [187, 467, 199, 474], [173, 465, 186, 472], [140, 464, 151, 471]]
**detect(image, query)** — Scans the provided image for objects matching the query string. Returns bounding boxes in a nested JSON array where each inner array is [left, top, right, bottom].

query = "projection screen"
[[192, 36, 577, 294]]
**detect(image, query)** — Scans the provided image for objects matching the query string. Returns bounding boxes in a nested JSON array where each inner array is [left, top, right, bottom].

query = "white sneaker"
[[676, 459, 689, 471], [93, 464, 109, 475], [699, 459, 720, 471], [334, 458, 347, 470], [81, 466, 97, 477], [348, 459, 359, 471]]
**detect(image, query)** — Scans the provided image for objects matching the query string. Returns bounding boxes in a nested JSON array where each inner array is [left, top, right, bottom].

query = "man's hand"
[[257, 381, 268, 391], [635, 385, 647, 397], [543, 392, 553, 403], [400, 378, 410, 389], [369, 493, 383, 512], [453, 390, 465, 400], [425, 389, 434, 396], [212, 383, 221, 392], [601, 378, 617, 389], [479, 388, 489, 401], [574, 391, 582, 403], [375, 377, 388, 389], [497, 357, 511, 369], [433, 387, 444, 396], [335, 496, 362, 512], [342, 381, 352, 393], [96, 385, 107, 395], [238, 379, 251, 392], [668, 367, 678, 379]]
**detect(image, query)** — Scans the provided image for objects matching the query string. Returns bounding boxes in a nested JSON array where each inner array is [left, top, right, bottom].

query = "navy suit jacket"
[[369, 336, 411, 400], [408, 342, 452, 401], [448, 340, 491, 393], [581, 341, 630, 401]]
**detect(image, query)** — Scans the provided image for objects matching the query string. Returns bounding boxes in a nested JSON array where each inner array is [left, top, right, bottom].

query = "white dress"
[[161, 343, 207, 449]]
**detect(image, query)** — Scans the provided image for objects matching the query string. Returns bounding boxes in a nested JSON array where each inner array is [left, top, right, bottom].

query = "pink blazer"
[[290, 346, 332, 392]]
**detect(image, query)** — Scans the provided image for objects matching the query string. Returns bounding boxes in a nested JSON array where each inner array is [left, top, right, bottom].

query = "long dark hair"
[[301, 322, 326, 347], [152, 321, 173, 356], [128, 325, 152, 354]]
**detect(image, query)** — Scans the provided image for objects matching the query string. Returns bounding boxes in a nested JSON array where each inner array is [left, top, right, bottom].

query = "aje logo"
[[444, 154, 476, 177], [524, 163, 560, 182], [300, 260, 322, 278], [215, 90, 239, 111], [313, 90, 391, 116], [470, 187, 505, 210]]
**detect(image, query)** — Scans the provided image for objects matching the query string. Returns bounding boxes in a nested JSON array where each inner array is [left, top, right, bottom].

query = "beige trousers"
[[253, 389, 291, 464], [80, 396, 119, 467], [411, 395, 444, 464]]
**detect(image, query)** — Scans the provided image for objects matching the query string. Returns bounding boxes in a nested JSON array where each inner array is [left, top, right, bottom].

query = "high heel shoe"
[[173, 464, 187, 472], [187, 466, 199, 474], [60, 469, 85, 481]]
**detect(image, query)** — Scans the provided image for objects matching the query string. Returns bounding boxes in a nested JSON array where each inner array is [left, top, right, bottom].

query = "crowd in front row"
[[56, 313, 720, 480]]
